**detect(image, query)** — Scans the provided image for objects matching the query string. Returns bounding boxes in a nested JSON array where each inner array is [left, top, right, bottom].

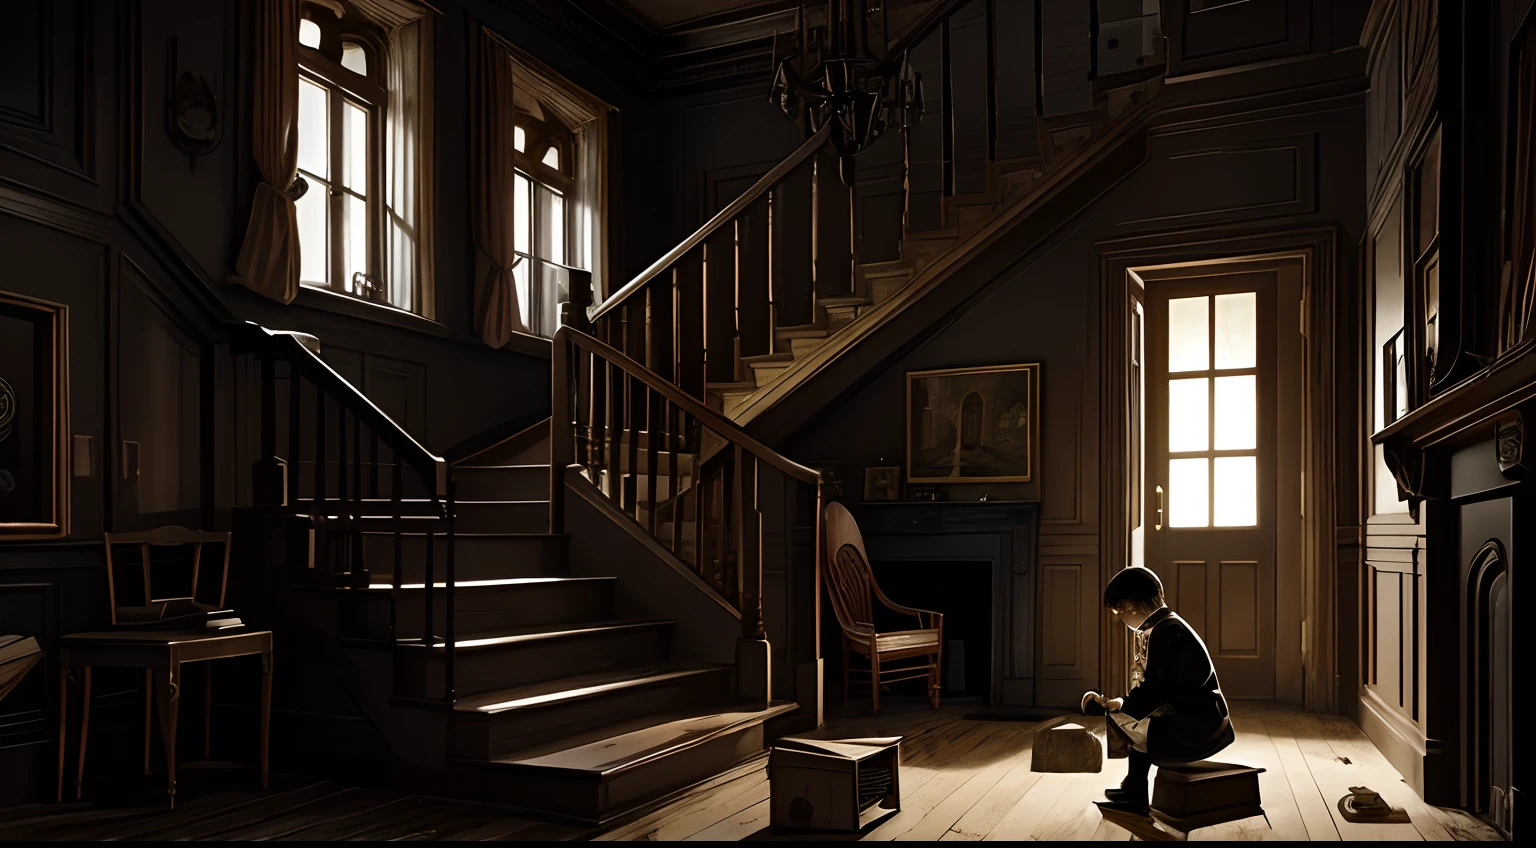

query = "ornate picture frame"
[[863, 466, 902, 501], [906, 363, 1039, 485], [0, 291, 70, 539]]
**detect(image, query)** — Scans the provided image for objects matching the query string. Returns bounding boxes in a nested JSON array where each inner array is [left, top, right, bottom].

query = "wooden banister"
[[233, 322, 447, 496], [592, 124, 832, 321], [555, 327, 822, 484]]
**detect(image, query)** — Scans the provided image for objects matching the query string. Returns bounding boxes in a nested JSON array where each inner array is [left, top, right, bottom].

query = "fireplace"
[[849, 501, 1038, 706], [871, 560, 991, 696]]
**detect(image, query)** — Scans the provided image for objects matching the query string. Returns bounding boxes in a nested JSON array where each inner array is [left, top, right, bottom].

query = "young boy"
[[1081, 567, 1234, 810]]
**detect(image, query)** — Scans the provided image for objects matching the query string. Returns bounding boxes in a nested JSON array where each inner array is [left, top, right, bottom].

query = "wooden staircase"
[[236, 327, 797, 827]]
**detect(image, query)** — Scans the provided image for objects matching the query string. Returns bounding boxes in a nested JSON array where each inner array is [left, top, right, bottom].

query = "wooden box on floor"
[[1150, 761, 1266, 831], [769, 736, 902, 832]]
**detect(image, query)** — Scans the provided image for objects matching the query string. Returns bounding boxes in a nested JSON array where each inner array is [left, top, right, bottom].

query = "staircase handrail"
[[591, 124, 832, 322], [553, 326, 821, 485], [232, 321, 448, 497]]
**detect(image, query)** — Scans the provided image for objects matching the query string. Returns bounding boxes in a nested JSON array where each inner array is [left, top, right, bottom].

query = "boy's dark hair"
[[1103, 567, 1164, 612]]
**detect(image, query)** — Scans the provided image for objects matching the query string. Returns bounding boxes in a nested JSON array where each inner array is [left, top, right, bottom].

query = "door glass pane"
[[1214, 375, 1256, 450], [344, 194, 367, 293], [1168, 458, 1209, 528], [1168, 296, 1209, 372], [1214, 292, 1256, 369], [514, 174, 531, 255], [1214, 456, 1257, 526], [297, 79, 329, 179], [295, 180, 328, 284], [1168, 378, 1209, 452], [342, 101, 368, 195]]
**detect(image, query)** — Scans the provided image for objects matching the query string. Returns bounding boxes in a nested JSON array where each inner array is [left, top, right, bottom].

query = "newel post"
[[251, 349, 287, 507], [550, 335, 572, 535], [559, 268, 595, 334]]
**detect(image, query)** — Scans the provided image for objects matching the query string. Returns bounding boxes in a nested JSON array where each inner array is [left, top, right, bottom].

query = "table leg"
[[204, 663, 212, 759], [55, 666, 67, 803], [144, 669, 153, 775], [75, 667, 91, 801], [155, 664, 180, 809], [260, 651, 273, 789]]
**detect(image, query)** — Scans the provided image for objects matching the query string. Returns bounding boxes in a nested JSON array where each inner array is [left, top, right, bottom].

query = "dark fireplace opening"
[[870, 560, 991, 698]]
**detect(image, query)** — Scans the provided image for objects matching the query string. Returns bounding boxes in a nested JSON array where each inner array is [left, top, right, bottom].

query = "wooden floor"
[[0, 701, 1503, 841]]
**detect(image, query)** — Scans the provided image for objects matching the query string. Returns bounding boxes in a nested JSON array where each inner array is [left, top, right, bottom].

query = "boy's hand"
[[1103, 697, 1124, 713], [1080, 690, 1102, 714]]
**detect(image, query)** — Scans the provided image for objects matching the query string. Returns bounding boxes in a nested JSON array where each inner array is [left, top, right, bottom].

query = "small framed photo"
[[864, 466, 902, 501]]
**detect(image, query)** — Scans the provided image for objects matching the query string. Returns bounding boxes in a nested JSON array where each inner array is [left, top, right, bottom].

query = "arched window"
[[295, 1, 387, 305]]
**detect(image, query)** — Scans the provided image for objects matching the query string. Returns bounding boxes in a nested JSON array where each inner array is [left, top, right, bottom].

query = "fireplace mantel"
[[850, 500, 1039, 706]]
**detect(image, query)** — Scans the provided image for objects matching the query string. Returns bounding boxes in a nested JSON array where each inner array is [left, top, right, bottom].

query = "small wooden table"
[[56, 629, 273, 808]]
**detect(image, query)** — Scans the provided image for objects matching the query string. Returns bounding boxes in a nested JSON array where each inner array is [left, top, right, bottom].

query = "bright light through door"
[[1167, 292, 1259, 528]]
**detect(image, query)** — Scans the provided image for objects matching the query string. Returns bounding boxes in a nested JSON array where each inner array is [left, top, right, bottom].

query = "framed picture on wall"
[[906, 363, 1039, 485], [0, 291, 70, 539], [864, 466, 902, 501]]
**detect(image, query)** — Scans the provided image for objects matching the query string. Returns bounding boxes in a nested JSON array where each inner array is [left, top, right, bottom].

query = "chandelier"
[[770, 1, 923, 186]]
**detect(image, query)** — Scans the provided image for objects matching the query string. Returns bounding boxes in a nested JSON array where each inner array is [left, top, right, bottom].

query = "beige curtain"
[[231, 0, 301, 304], [472, 29, 524, 346]]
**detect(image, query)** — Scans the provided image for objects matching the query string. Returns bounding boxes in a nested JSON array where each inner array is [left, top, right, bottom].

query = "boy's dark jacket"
[[1123, 607, 1235, 761]]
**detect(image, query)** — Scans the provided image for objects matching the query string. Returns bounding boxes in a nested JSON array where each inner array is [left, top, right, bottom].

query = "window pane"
[[299, 18, 321, 49], [1168, 458, 1209, 528], [1214, 292, 1256, 369], [1214, 375, 1256, 450], [1168, 378, 1209, 452], [298, 79, 329, 179], [540, 262, 570, 337], [1168, 296, 1209, 372], [342, 101, 368, 195], [296, 179, 328, 284], [344, 194, 367, 294], [514, 174, 531, 255], [542, 145, 560, 169], [538, 187, 565, 264], [513, 258, 532, 331], [1214, 456, 1257, 526], [514, 126, 526, 153], [341, 42, 367, 75]]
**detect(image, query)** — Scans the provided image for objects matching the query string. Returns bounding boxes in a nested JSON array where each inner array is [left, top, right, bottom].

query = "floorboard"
[[0, 701, 1503, 842]]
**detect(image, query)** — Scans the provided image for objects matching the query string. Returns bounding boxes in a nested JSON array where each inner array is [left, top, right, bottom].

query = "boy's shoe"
[[1094, 799, 1151, 816], [1103, 786, 1149, 810]]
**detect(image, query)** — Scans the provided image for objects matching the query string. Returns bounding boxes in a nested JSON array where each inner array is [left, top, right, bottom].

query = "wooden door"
[[1146, 273, 1277, 698]]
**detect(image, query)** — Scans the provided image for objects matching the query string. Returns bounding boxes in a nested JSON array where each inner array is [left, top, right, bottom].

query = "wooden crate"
[[769, 736, 902, 831]]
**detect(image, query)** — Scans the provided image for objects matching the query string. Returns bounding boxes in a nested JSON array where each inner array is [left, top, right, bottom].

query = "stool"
[[1149, 760, 1267, 833]]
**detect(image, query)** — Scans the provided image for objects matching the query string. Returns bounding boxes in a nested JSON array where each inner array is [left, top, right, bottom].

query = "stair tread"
[[398, 618, 673, 652], [453, 662, 730, 716], [774, 325, 830, 339], [360, 530, 561, 538], [363, 576, 612, 591], [485, 700, 798, 777], [819, 295, 871, 307], [706, 381, 758, 392], [456, 464, 550, 471], [742, 353, 794, 366]]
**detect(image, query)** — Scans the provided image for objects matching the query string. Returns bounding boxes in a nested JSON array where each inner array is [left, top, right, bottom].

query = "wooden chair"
[[56, 527, 273, 807], [823, 502, 943, 715], [103, 526, 231, 627]]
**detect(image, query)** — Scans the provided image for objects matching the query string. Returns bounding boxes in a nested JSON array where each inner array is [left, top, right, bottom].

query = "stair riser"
[[454, 466, 549, 501], [362, 534, 567, 583], [448, 669, 734, 760], [469, 722, 766, 821], [750, 365, 789, 388], [343, 579, 616, 640], [395, 625, 674, 698], [868, 275, 909, 304], [789, 337, 822, 358]]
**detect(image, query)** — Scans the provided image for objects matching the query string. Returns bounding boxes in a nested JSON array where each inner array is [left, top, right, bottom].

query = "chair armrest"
[[877, 595, 944, 629]]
